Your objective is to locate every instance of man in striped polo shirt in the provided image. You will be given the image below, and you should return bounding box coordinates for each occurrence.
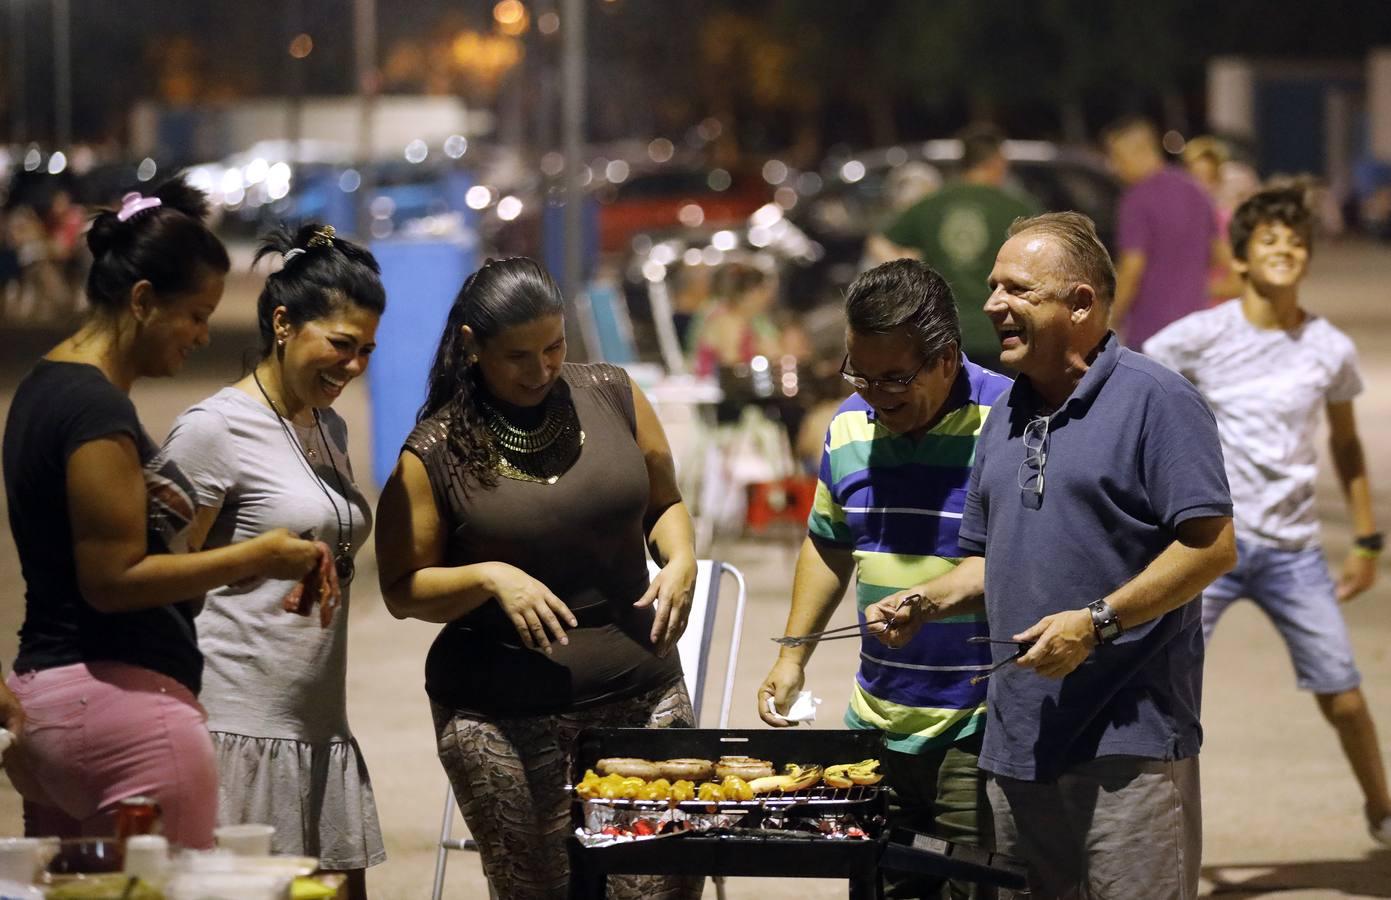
[758,258,1012,900]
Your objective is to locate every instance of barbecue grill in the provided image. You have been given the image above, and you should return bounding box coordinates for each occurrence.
[567,728,1029,899]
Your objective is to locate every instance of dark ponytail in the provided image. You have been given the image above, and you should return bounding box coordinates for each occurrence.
[85,176,229,314]
[252,223,386,358]
[419,257,565,488]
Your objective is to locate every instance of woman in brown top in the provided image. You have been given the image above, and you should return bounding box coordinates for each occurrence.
[375,257,699,900]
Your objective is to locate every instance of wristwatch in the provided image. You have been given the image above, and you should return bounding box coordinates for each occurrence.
[1353,532,1384,554]
[1087,599,1123,644]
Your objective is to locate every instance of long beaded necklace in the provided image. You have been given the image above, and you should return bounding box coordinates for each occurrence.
[252,367,357,585]
[479,389,584,485]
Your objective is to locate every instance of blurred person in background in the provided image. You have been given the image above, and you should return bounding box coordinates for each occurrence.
[1182,136,1245,302]
[688,261,803,378]
[688,259,811,447]
[8,205,66,322]
[670,262,714,349]
[1182,136,1234,226]
[376,257,701,900]
[1,181,324,848]
[870,124,1039,372]
[760,259,1011,900]
[1145,187,1391,846]
[161,224,388,896]
[0,208,20,317]
[46,189,88,315]
[1103,117,1232,348]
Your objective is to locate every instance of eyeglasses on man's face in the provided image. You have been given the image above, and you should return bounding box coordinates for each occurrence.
[839,354,931,395]
[1017,414,1050,505]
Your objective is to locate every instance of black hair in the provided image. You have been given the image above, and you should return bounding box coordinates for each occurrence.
[958,123,1005,171]
[418,257,566,488]
[252,223,387,358]
[1229,186,1314,262]
[844,259,961,363]
[85,176,230,314]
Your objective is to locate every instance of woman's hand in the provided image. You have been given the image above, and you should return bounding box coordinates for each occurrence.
[0,680,25,741]
[252,529,324,581]
[634,555,696,658]
[486,563,577,654]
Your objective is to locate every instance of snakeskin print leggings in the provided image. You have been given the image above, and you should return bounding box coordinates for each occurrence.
[433,677,703,900]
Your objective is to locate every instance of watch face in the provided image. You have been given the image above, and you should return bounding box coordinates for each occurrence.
[1089,601,1120,642]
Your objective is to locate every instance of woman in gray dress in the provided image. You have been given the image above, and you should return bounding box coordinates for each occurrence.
[375,257,700,900]
[161,224,386,897]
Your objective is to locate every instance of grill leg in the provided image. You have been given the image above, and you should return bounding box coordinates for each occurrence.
[848,868,879,900]
[566,842,606,900]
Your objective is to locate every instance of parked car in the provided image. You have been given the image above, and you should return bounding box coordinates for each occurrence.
[592,166,773,254]
[789,140,1120,302]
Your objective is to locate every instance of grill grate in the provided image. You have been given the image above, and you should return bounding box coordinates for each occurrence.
[575,783,879,813]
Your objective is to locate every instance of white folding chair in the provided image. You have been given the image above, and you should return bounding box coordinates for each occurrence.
[430,560,747,900]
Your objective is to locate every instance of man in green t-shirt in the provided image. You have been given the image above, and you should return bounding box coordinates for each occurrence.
[869,125,1039,371]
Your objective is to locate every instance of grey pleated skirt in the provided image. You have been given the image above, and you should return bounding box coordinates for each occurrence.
[210,731,386,870]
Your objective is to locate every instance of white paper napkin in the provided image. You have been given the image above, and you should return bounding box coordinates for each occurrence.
[766,690,821,724]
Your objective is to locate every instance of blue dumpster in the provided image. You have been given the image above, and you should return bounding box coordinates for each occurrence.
[367,236,479,487]
[542,195,600,285]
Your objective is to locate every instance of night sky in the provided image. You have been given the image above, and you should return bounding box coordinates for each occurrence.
[5,0,1391,151]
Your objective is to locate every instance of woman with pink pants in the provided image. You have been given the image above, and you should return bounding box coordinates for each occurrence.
[2,178,325,848]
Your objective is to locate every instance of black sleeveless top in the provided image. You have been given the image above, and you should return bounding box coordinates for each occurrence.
[404,362,683,717]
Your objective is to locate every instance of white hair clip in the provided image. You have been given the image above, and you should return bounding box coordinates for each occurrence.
[282,248,307,264]
[116,192,162,222]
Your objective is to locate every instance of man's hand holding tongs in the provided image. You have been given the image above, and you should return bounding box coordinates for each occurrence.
[865,591,926,648]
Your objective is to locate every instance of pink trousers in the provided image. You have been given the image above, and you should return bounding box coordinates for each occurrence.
[5,662,218,848]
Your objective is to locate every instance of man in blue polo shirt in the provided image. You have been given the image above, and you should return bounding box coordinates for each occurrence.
[869,213,1236,900]
[758,258,1011,900]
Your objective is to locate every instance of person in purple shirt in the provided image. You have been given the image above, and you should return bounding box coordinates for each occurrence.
[1104,117,1232,348]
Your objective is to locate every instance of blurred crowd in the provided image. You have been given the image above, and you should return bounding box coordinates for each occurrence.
[0,121,1357,513]
[0,190,90,324]
[660,121,1295,536]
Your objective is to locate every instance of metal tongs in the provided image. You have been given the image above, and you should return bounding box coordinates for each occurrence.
[967,636,1034,685]
[772,594,920,648]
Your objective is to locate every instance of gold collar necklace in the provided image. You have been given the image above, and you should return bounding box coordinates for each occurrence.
[479,391,584,485]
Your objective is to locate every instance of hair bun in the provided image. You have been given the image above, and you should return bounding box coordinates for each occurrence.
[85,210,124,258]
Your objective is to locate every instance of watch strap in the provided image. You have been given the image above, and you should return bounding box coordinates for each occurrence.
[1353,532,1384,555]
[1087,599,1122,643]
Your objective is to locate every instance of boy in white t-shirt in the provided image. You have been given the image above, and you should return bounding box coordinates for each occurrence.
[1145,187,1391,845]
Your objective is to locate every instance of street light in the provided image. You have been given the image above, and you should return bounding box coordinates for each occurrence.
[561,0,586,343]
[54,0,70,147]
[7,0,25,143]
[289,33,314,60]
[493,0,529,36]
[354,0,378,239]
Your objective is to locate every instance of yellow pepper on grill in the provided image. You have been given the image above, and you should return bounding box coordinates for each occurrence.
[822,759,883,788]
